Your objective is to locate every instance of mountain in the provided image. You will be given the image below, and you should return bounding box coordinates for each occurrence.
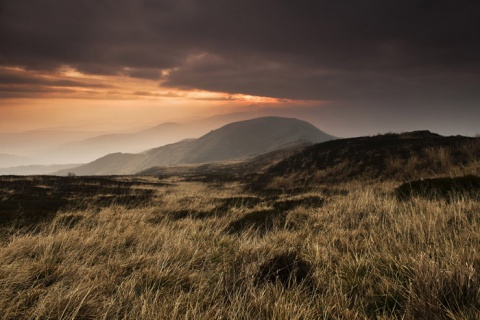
[56,117,335,175]
[138,141,312,178]
[43,114,268,164]
[177,116,333,163]
[0,153,32,168]
[1,119,225,165]
[0,130,105,163]
[0,164,82,175]
[0,111,328,166]
[246,131,480,190]
[44,122,187,163]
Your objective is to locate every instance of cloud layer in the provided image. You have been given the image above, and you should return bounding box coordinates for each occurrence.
[1,0,480,101]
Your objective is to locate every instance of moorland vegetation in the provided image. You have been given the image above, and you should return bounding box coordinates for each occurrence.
[0,132,479,319]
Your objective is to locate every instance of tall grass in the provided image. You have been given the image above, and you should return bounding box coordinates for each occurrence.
[1,178,479,319]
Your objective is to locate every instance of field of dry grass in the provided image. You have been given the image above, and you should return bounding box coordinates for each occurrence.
[1,171,480,319]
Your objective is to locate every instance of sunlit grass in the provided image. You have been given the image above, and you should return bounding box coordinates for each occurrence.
[0,176,479,319]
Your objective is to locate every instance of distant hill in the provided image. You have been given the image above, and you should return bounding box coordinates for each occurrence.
[56,117,335,175]
[0,111,327,165]
[178,117,334,163]
[0,118,246,165]
[0,153,32,168]
[138,141,312,178]
[0,164,82,175]
[43,122,187,164]
[246,131,480,190]
[0,130,104,163]
[45,112,278,164]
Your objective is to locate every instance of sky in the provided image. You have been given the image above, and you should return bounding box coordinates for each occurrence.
[1,0,479,138]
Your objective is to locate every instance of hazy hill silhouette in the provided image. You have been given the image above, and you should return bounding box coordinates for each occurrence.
[0,153,32,168]
[57,117,335,175]
[0,164,82,175]
[46,112,279,164]
[183,117,332,163]
[45,122,186,164]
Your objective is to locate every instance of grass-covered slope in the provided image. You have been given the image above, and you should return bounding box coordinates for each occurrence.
[248,131,480,190]
[1,177,479,319]
[1,131,480,319]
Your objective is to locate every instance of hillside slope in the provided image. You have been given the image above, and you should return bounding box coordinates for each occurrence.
[138,141,312,178]
[57,117,335,175]
[247,131,480,190]
[182,117,333,163]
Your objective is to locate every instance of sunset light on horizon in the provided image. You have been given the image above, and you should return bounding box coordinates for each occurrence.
[0,64,316,133]
[1,0,479,147]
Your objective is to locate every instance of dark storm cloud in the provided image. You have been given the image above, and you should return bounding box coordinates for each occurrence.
[0,72,113,89]
[1,0,479,101]
[0,85,78,99]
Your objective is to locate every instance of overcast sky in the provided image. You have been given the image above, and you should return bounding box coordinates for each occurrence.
[1,0,479,136]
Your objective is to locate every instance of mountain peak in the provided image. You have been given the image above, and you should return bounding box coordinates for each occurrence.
[190,117,335,163]
[57,117,335,175]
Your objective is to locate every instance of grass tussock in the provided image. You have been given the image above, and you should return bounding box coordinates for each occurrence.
[0,173,480,319]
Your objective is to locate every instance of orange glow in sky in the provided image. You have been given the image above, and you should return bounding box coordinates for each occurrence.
[0,66,313,132]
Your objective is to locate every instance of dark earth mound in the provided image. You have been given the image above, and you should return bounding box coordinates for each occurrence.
[224,195,324,235]
[395,175,480,201]
[255,252,313,288]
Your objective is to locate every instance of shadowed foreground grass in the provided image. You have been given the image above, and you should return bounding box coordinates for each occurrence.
[1,178,480,319]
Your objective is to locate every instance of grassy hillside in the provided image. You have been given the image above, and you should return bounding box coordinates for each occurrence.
[138,142,312,180]
[1,133,479,319]
[248,131,480,191]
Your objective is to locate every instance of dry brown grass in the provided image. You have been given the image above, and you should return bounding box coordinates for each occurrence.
[260,138,480,190]
[1,176,480,319]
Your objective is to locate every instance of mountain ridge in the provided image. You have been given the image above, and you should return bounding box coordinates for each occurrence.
[56,117,335,175]
[0,153,33,168]
[0,163,82,175]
